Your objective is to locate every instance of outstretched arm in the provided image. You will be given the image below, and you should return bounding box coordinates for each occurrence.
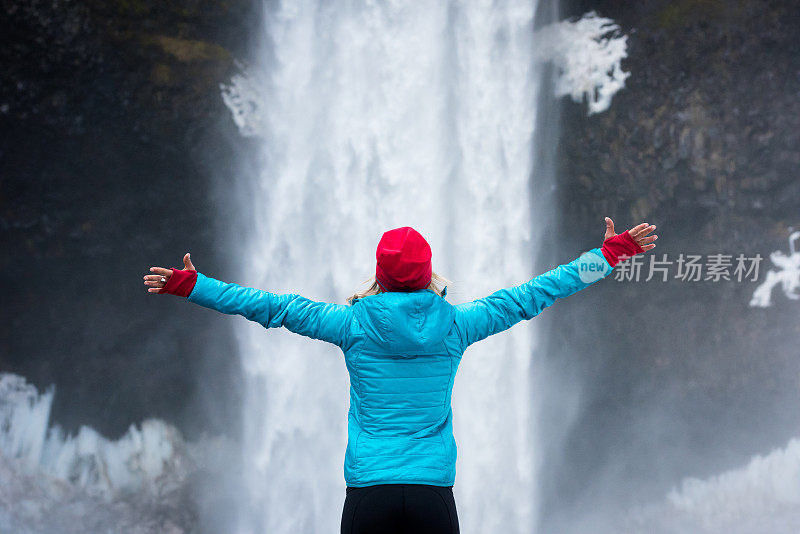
[452,218,657,349]
[143,253,352,348]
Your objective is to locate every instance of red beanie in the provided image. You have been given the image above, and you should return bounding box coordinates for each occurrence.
[375,226,433,292]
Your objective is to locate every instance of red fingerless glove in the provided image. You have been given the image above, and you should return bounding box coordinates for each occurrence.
[161,268,197,297]
[600,231,645,267]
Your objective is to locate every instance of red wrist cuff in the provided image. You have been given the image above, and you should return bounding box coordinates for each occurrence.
[601,231,645,267]
[161,268,197,297]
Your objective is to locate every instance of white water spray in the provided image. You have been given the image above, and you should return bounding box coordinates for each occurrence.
[220,4,629,533]
[612,437,800,534]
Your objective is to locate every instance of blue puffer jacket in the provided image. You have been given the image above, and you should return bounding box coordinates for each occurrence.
[185,248,614,487]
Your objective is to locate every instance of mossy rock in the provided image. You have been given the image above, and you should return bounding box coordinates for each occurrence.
[656,0,727,29]
[141,35,231,63]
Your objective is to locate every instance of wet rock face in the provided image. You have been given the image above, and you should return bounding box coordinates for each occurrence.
[562,0,800,236]
[1,0,258,136]
[0,0,260,439]
[544,0,800,522]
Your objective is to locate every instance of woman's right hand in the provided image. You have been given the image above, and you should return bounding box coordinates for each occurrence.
[604,217,657,251]
[143,253,195,294]
[600,218,658,267]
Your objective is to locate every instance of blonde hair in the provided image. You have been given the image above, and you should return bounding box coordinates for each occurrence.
[347,272,451,305]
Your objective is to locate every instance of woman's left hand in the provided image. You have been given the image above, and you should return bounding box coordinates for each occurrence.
[143,253,195,293]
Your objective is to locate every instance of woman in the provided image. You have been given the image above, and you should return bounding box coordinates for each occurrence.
[144,218,656,534]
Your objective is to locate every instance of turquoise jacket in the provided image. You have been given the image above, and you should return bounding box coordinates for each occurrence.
[185,248,613,487]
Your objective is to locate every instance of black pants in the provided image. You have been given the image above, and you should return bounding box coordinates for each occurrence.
[341,484,460,534]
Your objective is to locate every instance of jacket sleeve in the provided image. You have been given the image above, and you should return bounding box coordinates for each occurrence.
[186,272,352,349]
[452,247,613,349]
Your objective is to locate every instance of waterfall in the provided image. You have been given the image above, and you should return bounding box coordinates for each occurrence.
[222,2,627,533]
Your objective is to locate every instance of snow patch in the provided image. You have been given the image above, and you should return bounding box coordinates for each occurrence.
[535,11,630,115]
[0,373,231,533]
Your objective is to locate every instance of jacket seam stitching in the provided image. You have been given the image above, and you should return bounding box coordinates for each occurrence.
[451,311,469,352]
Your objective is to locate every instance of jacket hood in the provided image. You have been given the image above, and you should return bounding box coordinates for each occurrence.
[352,290,455,352]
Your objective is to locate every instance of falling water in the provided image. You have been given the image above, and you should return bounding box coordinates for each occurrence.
[224,2,608,533]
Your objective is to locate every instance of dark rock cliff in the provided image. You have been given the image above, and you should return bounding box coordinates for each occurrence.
[542,0,800,527]
[0,0,261,439]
